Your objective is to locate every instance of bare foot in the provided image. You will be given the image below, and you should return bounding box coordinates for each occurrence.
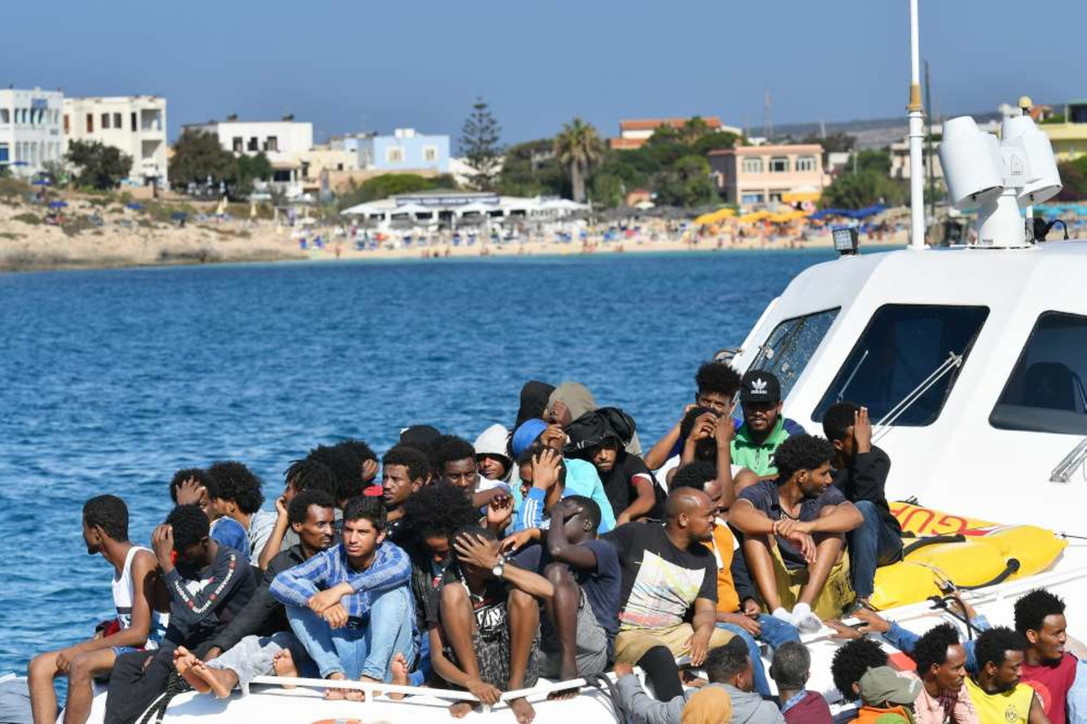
[509,697,535,724]
[272,649,298,689]
[388,652,409,700]
[449,701,477,718]
[192,663,236,699]
[324,672,348,700]
[348,675,381,702]
[173,647,210,694]
[547,665,580,700]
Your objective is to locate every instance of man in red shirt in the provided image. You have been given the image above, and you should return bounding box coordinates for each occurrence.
[1015,589,1077,724]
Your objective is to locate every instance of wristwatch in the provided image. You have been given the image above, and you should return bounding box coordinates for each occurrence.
[491,557,506,578]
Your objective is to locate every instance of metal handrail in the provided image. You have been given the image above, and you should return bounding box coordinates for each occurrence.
[872,352,963,443]
[248,674,591,705]
[1050,436,1087,483]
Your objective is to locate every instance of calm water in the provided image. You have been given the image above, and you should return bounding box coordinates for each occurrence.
[0,250,837,676]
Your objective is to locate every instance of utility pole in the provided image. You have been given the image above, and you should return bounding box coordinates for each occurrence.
[924,60,936,221]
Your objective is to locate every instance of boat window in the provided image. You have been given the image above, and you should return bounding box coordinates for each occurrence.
[990,312,1087,434]
[813,304,989,426]
[748,308,840,401]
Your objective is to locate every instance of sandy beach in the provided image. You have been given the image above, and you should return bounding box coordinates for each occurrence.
[0,189,907,273]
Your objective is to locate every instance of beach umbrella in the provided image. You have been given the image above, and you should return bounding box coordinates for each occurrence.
[125,202,144,211]
[48,200,68,209]
[694,208,736,225]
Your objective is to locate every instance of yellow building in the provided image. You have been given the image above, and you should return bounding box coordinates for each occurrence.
[1042,100,1087,161]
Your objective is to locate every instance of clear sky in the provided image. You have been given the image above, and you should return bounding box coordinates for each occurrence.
[4,0,1083,146]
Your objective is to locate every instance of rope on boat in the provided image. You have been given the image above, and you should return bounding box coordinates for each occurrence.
[137,671,186,724]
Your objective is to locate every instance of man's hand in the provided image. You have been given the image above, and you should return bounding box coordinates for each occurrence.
[741,598,762,618]
[500,529,538,555]
[540,425,566,451]
[854,407,872,454]
[175,477,206,508]
[825,619,865,641]
[853,608,891,634]
[720,612,761,636]
[274,495,288,520]
[688,412,717,443]
[321,603,349,629]
[686,628,712,667]
[531,448,563,491]
[714,413,735,446]
[361,458,379,484]
[612,662,634,678]
[308,584,349,614]
[466,677,502,705]
[486,494,513,529]
[453,532,501,572]
[151,524,174,569]
[55,646,80,673]
[776,525,816,564]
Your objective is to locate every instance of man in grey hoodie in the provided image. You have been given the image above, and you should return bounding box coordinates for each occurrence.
[614,637,785,724]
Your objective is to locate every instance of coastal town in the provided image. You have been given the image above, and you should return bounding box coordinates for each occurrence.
[1,86,1086,271]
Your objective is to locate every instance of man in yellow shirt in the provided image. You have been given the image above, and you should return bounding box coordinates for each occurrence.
[963,627,1050,724]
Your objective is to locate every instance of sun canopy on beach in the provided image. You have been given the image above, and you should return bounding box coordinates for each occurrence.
[809,204,887,220]
[693,208,736,225]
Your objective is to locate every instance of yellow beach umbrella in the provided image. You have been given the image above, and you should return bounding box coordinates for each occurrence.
[738,210,771,223]
[694,208,736,225]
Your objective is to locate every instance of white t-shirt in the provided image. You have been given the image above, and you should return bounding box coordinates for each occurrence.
[654,455,743,490]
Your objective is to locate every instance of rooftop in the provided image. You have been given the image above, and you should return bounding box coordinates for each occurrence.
[619,117,723,132]
[708,143,824,155]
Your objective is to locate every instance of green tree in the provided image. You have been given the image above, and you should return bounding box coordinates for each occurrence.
[65,140,132,190]
[231,153,274,197]
[169,130,236,189]
[821,170,907,209]
[591,172,625,208]
[553,118,604,203]
[459,98,503,191]
[337,173,456,209]
[497,139,566,197]
[855,149,892,175]
[1056,159,1087,201]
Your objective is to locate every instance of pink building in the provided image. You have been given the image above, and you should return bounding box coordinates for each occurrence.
[708,143,826,206]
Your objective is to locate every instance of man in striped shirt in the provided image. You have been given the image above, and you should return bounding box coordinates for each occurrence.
[270,496,414,700]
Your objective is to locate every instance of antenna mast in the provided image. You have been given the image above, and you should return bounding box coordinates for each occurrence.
[907,0,926,249]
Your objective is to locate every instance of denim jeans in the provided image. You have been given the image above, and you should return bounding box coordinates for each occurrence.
[847,500,904,598]
[716,614,800,697]
[286,585,416,681]
[409,627,431,687]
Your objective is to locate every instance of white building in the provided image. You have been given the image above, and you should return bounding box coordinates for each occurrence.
[0,87,64,177]
[182,117,314,196]
[63,96,168,187]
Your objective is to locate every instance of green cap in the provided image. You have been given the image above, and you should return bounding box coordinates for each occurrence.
[858,666,922,706]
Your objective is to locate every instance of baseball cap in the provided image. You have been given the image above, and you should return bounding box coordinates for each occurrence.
[858,666,922,707]
[740,370,782,404]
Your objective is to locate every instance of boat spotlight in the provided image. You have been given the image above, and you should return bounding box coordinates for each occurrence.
[938,106,1062,248]
[831,226,859,256]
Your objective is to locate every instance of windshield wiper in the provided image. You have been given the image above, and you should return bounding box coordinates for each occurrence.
[1051,436,1087,483]
[872,352,963,443]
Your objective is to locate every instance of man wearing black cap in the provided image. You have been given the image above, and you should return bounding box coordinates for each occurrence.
[732,371,806,477]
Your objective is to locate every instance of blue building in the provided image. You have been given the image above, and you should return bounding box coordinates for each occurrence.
[357,128,450,173]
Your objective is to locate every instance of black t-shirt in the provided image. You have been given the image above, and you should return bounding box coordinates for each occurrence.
[427,562,509,640]
[601,452,665,521]
[602,522,716,631]
[513,539,621,638]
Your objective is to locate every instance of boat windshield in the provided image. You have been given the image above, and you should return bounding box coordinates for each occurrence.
[990,312,1087,435]
[813,304,989,426]
[747,308,839,401]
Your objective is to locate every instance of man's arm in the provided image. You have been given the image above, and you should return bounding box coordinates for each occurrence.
[688,597,718,666]
[616,473,657,525]
[644,417,684,471]
[257,496,290,570]
[1028,691,1052,724]
[546,510,598,570]
[499,563,554,600]
[209,553,297,653]
[585,469,617,532]
[163,550,249,630]
[268,551,331,608]
[615,673,686,724]
[714,414,737,510]
[799,502,864,534]
[728,498,776,535]
[103,550,158,649]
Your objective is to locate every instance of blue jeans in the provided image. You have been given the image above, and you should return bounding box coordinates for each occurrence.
[716,614,800,697]
[409,626,431,687]
[286,585,416,681]
[847,500,904,598]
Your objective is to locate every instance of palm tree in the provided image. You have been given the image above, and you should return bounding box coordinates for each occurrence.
[554,118,603,203]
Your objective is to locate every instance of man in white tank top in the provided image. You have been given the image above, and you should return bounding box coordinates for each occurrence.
[27,495,167,724]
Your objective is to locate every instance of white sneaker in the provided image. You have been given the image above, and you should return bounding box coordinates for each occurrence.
[791,603,823,633]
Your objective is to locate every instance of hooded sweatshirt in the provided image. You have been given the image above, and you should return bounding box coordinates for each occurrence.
[550,382,643,456]
[616,678,786,724]
[473,423,513,481]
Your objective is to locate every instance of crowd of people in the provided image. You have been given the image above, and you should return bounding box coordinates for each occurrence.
[25,362,1085,724]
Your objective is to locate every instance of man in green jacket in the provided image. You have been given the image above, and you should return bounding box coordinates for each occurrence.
[731,371,806,478]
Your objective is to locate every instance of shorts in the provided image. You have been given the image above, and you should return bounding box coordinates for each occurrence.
[444,605,540,690]
[539,590,611,678]
[613,623,734,664]
[770,541,854,620]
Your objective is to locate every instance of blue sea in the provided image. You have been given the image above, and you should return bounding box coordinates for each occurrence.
[0,250,842,678]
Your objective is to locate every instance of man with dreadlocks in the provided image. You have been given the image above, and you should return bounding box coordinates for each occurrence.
[104,504,256,724]
[258,458,339,569]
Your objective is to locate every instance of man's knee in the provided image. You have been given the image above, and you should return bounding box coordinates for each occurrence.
[28,652,57,680]
[68,653,99,682]
[508,588,538,613]
[852,500,878,522]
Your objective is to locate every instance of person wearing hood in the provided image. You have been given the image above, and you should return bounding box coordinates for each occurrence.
[514,381,555,431]
[546,382,643,457]
[614,637,785,724]
[474,424,515,484]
